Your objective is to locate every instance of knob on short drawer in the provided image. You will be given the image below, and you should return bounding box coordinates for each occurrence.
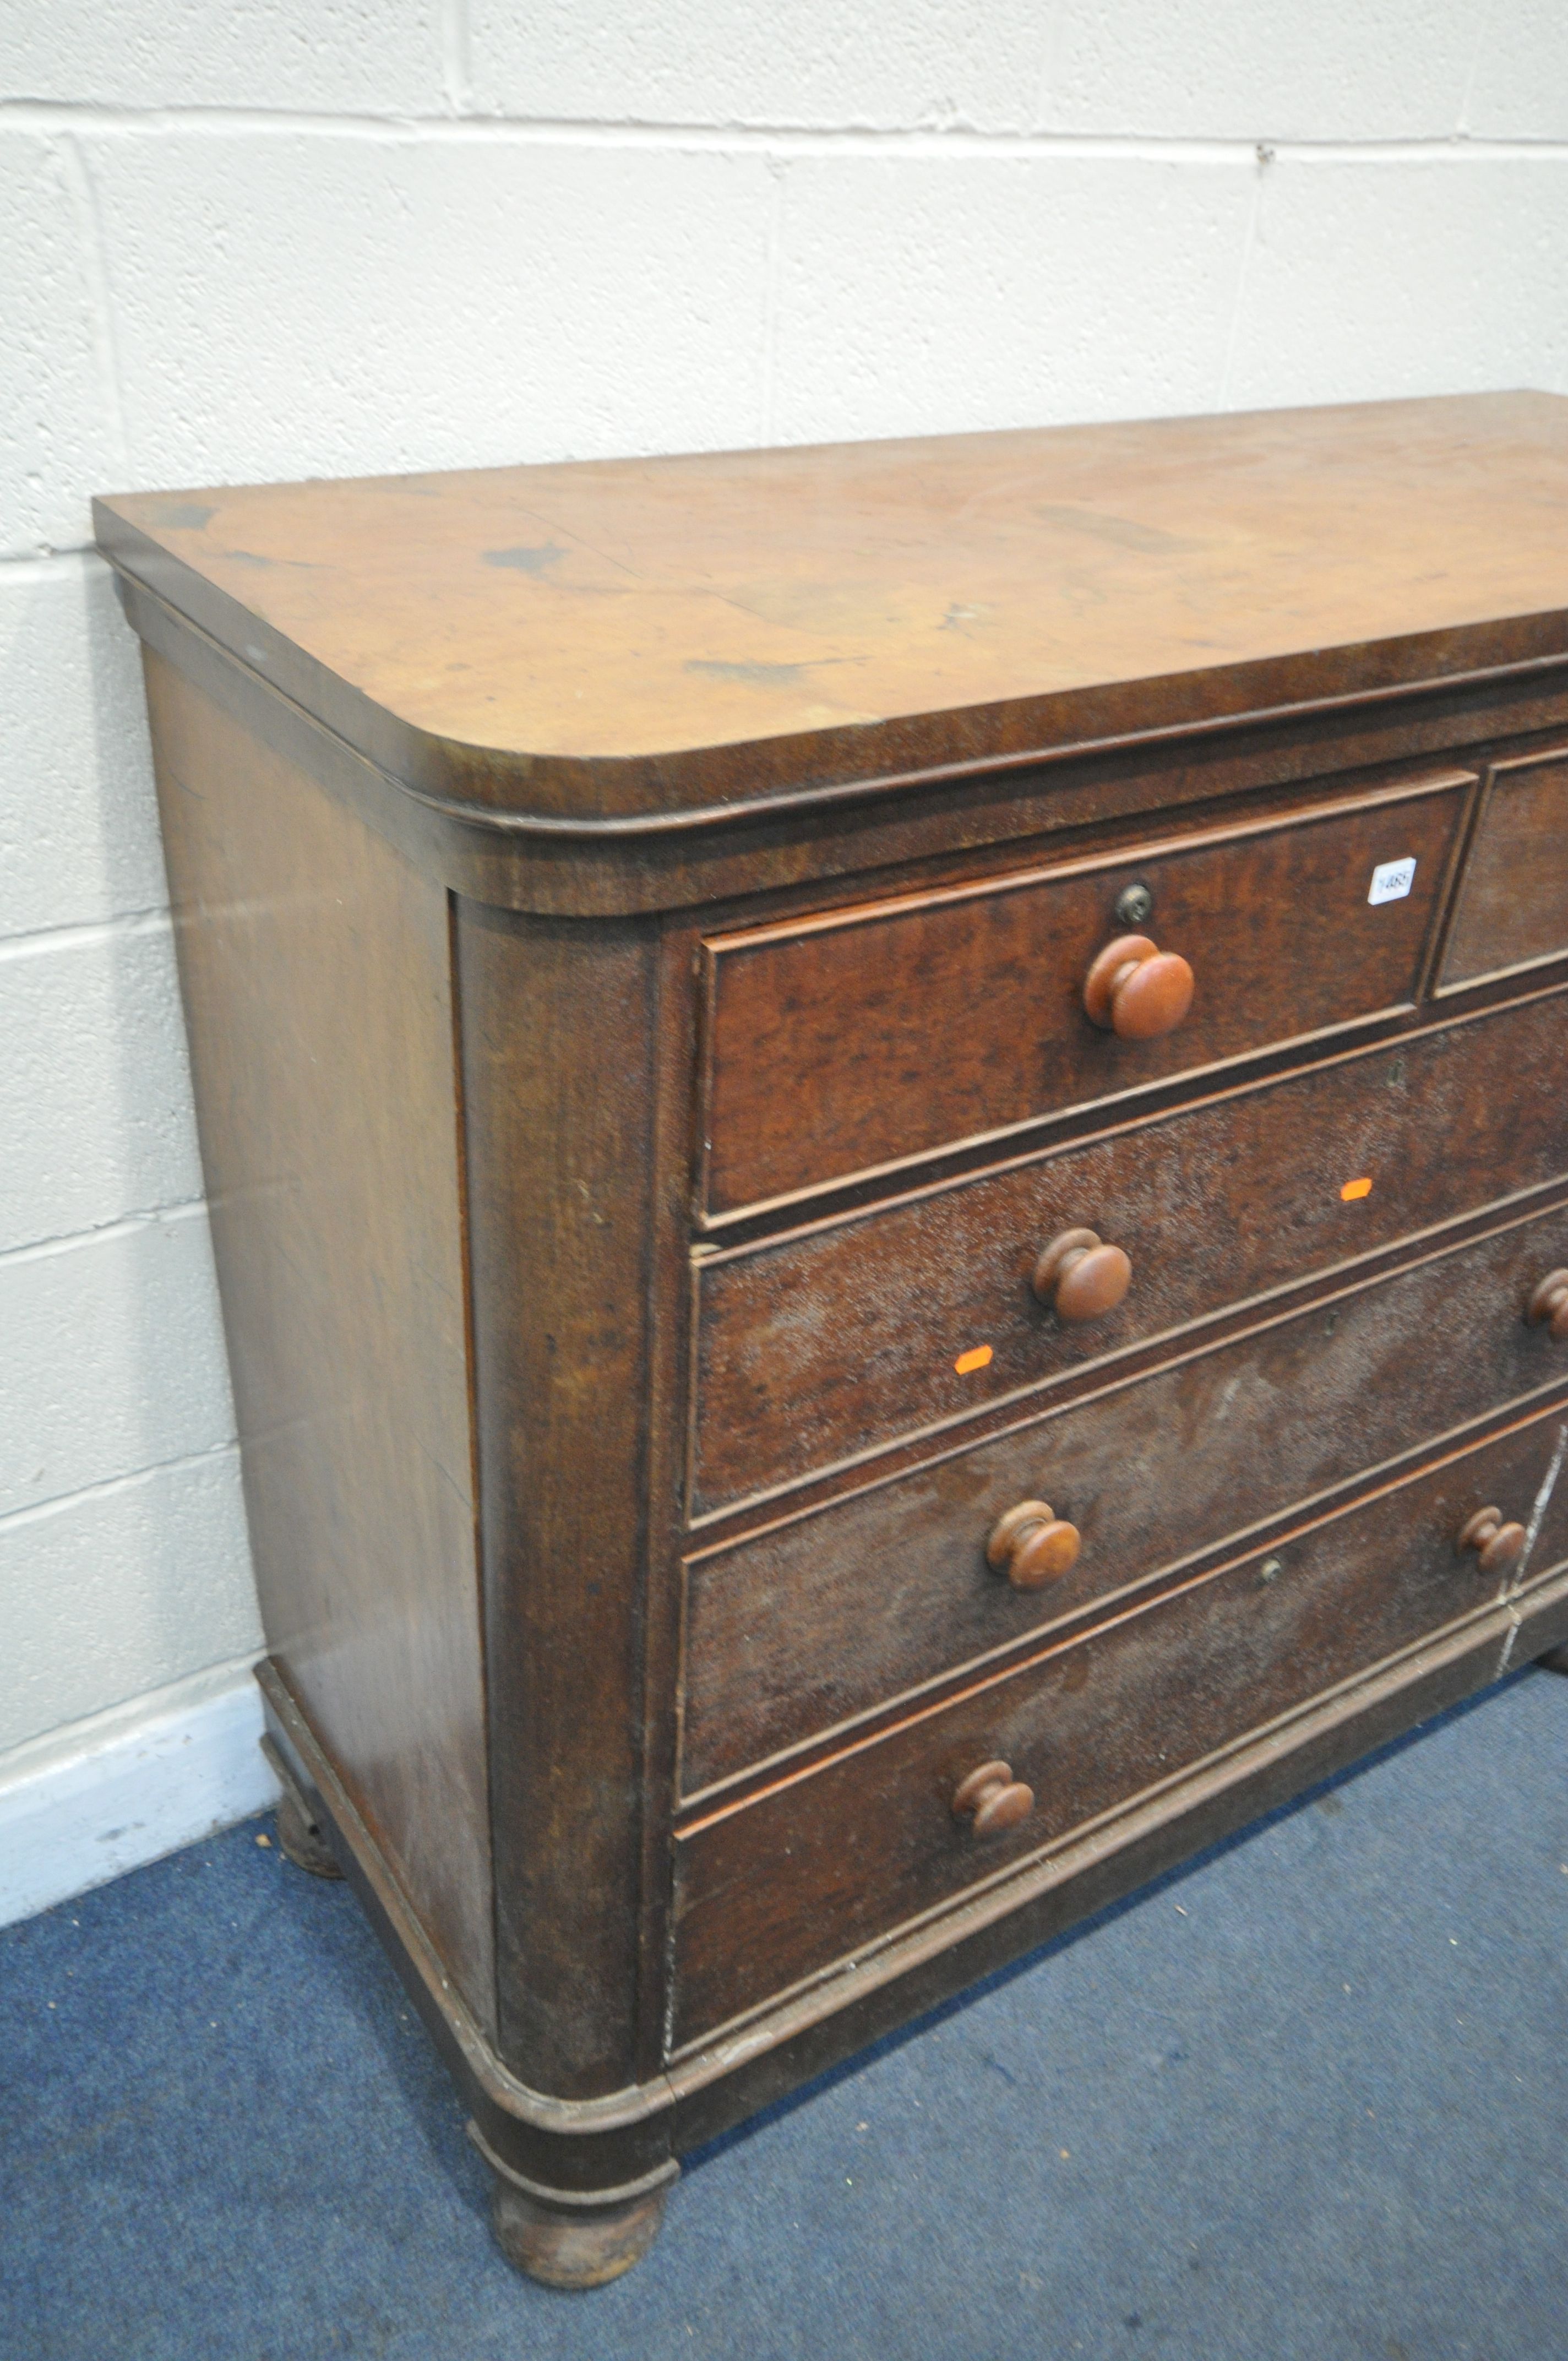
[1457,1505,1527,1575]
[952,1759,1035,1836]
[1032,1226,1133,1321]
[1082,932,1195,1040]
[1527,1269,1568,1339]
[987,1499,1081,1588]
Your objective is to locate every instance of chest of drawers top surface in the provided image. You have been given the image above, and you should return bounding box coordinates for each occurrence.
[95,389,1568,833]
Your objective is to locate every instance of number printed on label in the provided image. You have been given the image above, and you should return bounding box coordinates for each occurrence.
[1368,856,1417,906]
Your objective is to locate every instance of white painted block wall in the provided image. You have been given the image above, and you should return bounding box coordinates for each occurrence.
[3,3,1566,1916]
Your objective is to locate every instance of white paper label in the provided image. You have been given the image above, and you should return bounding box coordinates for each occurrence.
[1368,857,1417,906]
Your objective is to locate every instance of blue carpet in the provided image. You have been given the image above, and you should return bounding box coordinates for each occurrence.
[2,1668,1566,2360]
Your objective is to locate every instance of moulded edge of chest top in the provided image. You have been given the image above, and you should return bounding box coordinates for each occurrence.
[109,564,1568,920]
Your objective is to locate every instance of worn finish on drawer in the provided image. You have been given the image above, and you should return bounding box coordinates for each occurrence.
[1441,749,1568,989]
[691,984,1568,1516]
[680,1197,1568,1796]
[672,1403,1568,2048]
[699,774,1471,1218]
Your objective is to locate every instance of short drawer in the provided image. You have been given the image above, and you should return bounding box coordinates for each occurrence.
[679,1195,1568,1796]
[671,1402,1568,2050]
[691,983,1568,1515]
[698,771,1471,1218]
[1441,748,1568,990]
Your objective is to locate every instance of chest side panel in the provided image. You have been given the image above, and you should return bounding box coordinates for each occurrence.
[142,648,496,2038]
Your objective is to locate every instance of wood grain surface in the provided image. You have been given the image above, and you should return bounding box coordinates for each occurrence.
[690,983,1568,1515]
[1441,748,1568,988]
[141,650,496,2033]
[103,393,1568,2215]
[680,1197,1568,1795]
[672,1403,1568,2049]
[95,394,1568,822]
[699,774,1468,1216]
[456,900,668,2098]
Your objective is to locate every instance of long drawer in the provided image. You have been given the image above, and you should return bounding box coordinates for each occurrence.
[698,771,1470,1218]
[679,1195,1568,1796]
[671,1401,1568,2050]
[690,983,1568,1516]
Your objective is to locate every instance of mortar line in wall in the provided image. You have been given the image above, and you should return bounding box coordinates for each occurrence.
[4,103,1568,165]
[52,132,130,479]
[0,1199,208,1273]
[0,908,171,964]
[0,1441,240,1538]
[0,547,102,583]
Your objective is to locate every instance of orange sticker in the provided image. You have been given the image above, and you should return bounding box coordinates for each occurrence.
[954,1344,994,1375]
[1340,1177,1373,1201]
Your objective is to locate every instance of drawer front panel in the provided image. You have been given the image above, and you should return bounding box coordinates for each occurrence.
[1441,750,1568,989]
[680,1198,1568,1795]
[700,774,1470,1218]
[692,986,1568,1516]
[672,1405,1568,2050]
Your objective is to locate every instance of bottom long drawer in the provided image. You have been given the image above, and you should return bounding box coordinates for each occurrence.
[669,1399,1568,2053]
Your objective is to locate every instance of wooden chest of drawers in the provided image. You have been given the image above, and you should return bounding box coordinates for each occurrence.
[96,392,1568,2287]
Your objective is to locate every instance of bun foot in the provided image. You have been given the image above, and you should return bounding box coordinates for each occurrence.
[490,2176,668,2289]
[1538,1644,1568,1675]
[275,1785,342,1879]
[262,1735,344,1878]
[469,2118,676,2289]
[276,1786,344,1878]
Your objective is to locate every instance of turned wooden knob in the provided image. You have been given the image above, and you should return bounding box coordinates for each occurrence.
[1082,933,1195,1040]
[986,1499,1081,1589]
[1527,1269,1568,1340]
[1032,1226,1133,1321]
[1457,1505,1527,1575]
[952,1758,1035,1836]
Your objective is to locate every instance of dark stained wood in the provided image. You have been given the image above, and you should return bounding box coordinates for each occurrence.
[456,901,663,2098]
[91,394,1568,827]
[628,923,710,2088]
[667,1559,1568,2148]
[260,1555,1568,2177]
[690,982,1568,1516]
[680,1197,1568,1796]
[1441,749,1568,989]
[140,648,496,2033]
[108,565,1568,920]
[699,773,1469,1217]
[257,1664,679,2199]
[671,1401,1568,2050]
[100,398,1568,2276]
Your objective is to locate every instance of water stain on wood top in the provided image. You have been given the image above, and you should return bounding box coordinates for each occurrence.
[93,393,1568,823]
